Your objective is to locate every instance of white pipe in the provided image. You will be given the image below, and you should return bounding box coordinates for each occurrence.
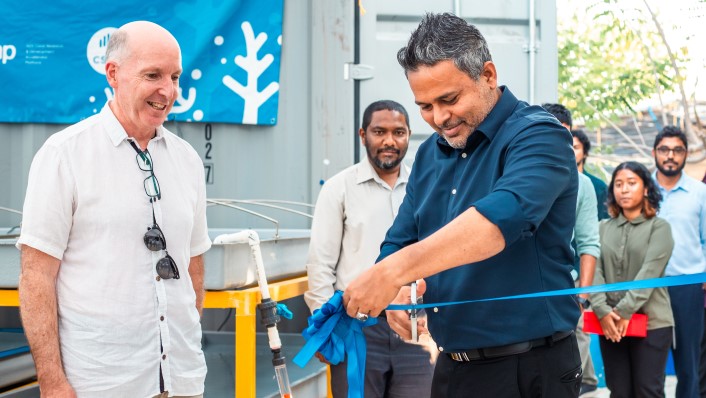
[453,0,461,15]
[213,229,281,350]
[528,0,536,104]
[212,230,271,300]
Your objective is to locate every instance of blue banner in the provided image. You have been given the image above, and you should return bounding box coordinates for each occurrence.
[0,1,283,125]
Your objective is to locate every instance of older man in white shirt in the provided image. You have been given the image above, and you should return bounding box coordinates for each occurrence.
[18,21,209,398]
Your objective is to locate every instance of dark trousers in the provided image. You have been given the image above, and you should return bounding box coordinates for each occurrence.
[330,316,435,398]
[699,291,706,398]
[599,326,672,398]
[669,284,705,398]
[431,333,581,398]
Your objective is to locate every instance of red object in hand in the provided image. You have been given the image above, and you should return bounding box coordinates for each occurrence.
[583,311,648,337]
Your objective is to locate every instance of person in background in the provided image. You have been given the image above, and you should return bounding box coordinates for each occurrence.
[344,13,582,397]
[652,125,706,398]
[572,128,609,220]
[17,21,210,398]
[305,100,435,397]
[542,103,601,397]
[592,161,674,398]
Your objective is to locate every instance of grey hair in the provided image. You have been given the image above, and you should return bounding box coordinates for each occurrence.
[105,28,129,63]
[397,13,492,80]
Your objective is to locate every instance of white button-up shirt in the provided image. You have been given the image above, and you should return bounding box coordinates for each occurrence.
[18,105,211,397]
[304,159,409,312]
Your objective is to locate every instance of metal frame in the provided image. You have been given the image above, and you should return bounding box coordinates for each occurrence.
[0,275,308,398]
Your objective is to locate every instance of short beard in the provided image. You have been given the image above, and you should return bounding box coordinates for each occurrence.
[443,134,469,149]
[655,157,685,177]
[371,156,402,170]
[366,144,405,170]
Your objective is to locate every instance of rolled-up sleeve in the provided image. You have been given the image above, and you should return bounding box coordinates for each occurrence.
[475,125,575,247]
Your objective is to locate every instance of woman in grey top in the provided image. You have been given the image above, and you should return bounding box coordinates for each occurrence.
[591,161,674,398]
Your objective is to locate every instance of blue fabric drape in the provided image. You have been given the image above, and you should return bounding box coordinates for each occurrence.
[292,291,376,398]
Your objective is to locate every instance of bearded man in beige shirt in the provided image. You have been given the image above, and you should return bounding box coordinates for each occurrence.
[305,100,435,397]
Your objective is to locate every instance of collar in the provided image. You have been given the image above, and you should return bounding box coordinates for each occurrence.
[616,212,648,226]
[652,170,691,193]
[435,86,517,152]
[356,158,409,188]
[101,102,165,148]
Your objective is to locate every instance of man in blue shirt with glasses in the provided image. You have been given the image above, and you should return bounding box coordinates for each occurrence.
[652,125,706,398]
[344,12,581,397]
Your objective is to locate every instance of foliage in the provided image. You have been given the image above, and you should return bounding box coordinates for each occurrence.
[557,1,683,128]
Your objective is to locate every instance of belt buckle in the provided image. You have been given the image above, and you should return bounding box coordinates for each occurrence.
[450,352,472,362]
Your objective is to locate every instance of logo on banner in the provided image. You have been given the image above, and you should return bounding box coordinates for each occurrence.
[1,44,16,64]
[86,27,116,74]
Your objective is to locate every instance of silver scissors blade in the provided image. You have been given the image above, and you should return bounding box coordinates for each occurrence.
[410,282,418,342]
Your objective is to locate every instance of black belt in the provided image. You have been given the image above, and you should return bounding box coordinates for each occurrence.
[448,330,574,362]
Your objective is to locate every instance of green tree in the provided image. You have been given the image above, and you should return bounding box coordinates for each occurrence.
[558,1,676,130]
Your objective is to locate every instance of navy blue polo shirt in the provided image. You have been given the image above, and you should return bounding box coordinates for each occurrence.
[379,87,580,351]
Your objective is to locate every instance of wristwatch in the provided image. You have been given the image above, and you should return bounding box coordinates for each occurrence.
[576,296,591,309]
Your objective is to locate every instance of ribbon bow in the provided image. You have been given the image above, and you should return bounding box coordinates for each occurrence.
[292,291,377,398]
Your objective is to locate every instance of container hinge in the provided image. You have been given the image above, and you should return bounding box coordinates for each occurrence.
[344,63,374,81]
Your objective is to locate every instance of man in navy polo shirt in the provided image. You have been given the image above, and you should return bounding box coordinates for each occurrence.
[343,13,581,397]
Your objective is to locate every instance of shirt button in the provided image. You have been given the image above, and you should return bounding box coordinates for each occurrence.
[162,354,166,360]
[433,307,439,313]
[160,316,165,321]
[438,346,444,352]
[451,189,457,195]
[461,153,467,158]
[156,276,161,281]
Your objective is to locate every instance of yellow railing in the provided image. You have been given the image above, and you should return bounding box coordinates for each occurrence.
[1,275,309,398]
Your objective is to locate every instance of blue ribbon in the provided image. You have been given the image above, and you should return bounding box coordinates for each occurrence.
[277,303,293,320]
[387,273,706,311]
[293,291,377,398]
[293,273,706,396]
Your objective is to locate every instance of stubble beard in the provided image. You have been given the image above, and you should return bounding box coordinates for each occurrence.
[655,157,685,177]
[440,94,495,150]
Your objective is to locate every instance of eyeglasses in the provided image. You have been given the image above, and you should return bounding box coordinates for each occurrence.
[656,146,686,156]
[129,140,180,280]
[134,149,161,200]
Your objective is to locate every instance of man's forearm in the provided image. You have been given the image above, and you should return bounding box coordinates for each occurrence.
[384,207,506,287]
[189,255,205,316]
[578,254,596,289]
[18,246,70,391]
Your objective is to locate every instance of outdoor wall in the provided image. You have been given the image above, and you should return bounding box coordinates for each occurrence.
[0,0,557,231]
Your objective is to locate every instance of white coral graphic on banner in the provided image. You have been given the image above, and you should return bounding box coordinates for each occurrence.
[222,21,280,125]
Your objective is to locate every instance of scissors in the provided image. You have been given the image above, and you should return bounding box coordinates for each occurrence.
[410,281,418,342]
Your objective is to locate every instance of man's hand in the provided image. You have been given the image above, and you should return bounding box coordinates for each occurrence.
[314,352,330,365]
[386,280,429,340]
[343,261,404,318]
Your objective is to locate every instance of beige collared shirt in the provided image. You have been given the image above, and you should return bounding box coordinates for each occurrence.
[304,159,410,312]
